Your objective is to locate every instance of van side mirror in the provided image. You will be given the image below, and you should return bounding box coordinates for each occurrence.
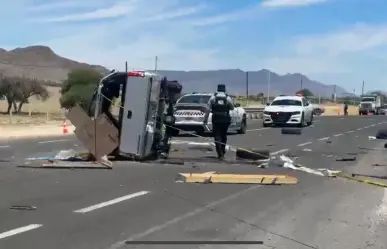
[266,102,270,106]
[235,103,241,107]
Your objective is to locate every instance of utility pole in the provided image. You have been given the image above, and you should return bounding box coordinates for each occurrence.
[353,88,356,105]
[154,56,158,71]
[267,71,271,103]
[300,76,303,90]
[318,91,321,104]
[361,81,364,96]
[246,71,249,107]
[333,84,337,102]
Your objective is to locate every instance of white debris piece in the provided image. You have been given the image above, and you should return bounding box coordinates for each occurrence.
[279,155,334,177]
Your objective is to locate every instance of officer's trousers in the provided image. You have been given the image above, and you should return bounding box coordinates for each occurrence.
[212,122,230,158]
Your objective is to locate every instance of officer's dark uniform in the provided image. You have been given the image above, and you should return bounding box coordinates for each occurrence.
[209,84,234,159]
[344,103,348,115]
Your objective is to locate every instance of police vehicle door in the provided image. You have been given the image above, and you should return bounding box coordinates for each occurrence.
[302,98,311,118]
[229,98,237,127]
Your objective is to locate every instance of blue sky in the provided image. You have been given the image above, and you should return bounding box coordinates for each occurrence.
[1,0,387,93]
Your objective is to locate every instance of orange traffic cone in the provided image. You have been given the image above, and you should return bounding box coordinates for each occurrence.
[62,121,68,134]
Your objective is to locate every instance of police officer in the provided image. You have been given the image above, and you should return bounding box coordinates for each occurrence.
[208,84,234,159]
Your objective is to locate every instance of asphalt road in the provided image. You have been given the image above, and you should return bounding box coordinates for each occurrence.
[1,116,387,249]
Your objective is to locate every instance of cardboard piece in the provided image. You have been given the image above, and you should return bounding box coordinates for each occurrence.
[67,105,119,160]
[66,105,90,128]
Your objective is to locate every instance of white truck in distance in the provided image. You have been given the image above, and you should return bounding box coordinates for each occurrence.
[172,93,247,135]
[359,94,383,115]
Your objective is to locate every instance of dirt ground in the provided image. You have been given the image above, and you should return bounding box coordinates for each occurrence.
[322,104,359,116]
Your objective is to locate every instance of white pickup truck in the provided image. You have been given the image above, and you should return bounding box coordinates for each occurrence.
[172,93,247,135]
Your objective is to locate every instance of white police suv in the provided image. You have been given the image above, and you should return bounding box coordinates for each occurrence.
[262,95,314,127]
[172,93,247,135]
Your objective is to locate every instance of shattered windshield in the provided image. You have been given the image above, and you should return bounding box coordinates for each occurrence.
[270,99,302,106]
[177,95,212,104]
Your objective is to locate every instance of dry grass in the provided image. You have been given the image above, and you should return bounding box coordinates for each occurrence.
[322,104,359,116]
[0,86,62,113]
[0,86,64,125]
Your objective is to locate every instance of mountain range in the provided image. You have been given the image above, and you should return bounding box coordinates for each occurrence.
[0,45,349,97]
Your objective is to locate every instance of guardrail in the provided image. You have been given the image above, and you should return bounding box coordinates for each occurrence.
[244,107,264,113]
[244,107,264,120]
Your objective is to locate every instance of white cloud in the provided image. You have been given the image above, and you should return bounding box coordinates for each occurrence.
[191,4,261,26]
[34,0,229,71]
[261,0,328,8]
[146,4,207,22]
[27,2,93,12]
[260,23,387,80]
[7,0,387,92]
[294,23,387,56]
[37,0,140,22]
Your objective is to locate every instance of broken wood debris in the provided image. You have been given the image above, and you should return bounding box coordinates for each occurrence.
[10,205,36,211]
[176,172,298,185]
[335,156,356,162]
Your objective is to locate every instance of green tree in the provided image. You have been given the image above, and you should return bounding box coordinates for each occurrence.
[0,76,49,114]
[296,88,314,97]
[60,69,102,110]
[257,92,264,98]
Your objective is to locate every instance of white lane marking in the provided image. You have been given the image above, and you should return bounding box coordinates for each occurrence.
[0,224,42,240]
[247,127,269,132]
[346,130,354,133]
[108,186,261,249]
[271,149,289,155]
[333,133,343,137]
[297,142,312,147]
[74,191,149,214]
[318,137,330,141]
[356,128,363,131]
[376,188,387,223]
[0,145,10,148]
[340,118,344,120]
[38,139,69,144]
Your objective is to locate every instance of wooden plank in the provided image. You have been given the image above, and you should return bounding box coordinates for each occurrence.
[177,173,298,184]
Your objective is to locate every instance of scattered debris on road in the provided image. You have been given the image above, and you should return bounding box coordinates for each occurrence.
[372,163,387,166]
[10,205,36,211]
[337,172,387,188]
[20,150,112,169]
[236,148,270,160]
[281,127,302,135]
[335,156,356,162]
[376,128,387,139]
[176,172,298,184]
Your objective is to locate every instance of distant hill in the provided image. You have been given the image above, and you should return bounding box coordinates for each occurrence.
[0,45,108,82]
[0,45,349,97]
[158,69,349,97]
